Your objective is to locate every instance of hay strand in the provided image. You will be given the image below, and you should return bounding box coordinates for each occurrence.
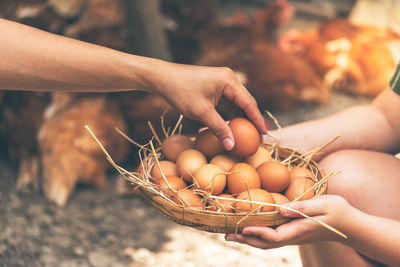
[301,135,340,164]
[85,125,117,166]
[114,127,151,152]
[265,110,282,130]
[147,121,162,146]
[235,205,265,240]
[293,171,339,202]
[171,115,184,135]
[160,111,169,138]
[211,195,347,239]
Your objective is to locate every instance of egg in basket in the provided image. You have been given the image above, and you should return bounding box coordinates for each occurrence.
[85,116,345,238]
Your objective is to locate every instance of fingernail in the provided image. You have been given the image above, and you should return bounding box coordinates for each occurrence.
[222,138,234,151]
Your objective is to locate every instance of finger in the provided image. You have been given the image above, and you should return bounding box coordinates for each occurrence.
[226,233,275,249]
[279,197,331,218]
[199,107,235,150]
[223,84,267,134]
[242,226,276,237]
[275,218,329,243]
[238,86,267,135]
[242,219,317,245]
[242,226,284,243]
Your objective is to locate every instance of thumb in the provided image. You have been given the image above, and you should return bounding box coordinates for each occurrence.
[200,108,235,151]
[279,198,328,218]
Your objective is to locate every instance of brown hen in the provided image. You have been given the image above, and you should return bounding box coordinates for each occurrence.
[39,96,128,206]
[196,0,328,111]
[0,91,50,190]
[280,19,400,96]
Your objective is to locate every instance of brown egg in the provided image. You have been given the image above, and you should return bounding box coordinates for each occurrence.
[257,161,290,192]
[210,154,236,172]
[162,135,193,162]
[235,189,275,212]
[285,177,315,201]
[176,149,207,182]
[193,164,226,195]
[229,118,260,157]
[172,189,203,209]
[245,146,272,169]
[208,194,236,212]
[290,167,315,181]
[157,176,187,197]
[227,163,260,195]
[194,129,225,158]
[150,160,178,181]
[270,193,290,205]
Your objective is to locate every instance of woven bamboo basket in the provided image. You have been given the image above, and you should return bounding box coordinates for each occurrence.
[132,142,327,234]
[85,119,345,237]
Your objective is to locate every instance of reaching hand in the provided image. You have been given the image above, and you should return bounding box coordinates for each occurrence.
[152,62,267,150]
[225,195,352,249]
[0,18,266,151]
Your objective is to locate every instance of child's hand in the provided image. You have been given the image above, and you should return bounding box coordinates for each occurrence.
[225,195,353,249]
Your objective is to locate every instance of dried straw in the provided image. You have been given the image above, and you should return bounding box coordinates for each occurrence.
[114,127,151,152]
[292,171,339,202]
[160,111,169,138]
[147,121,162,146]
[85,119,342,238]
[171,115,184,136]
[211,195,347,239]
[265,110,282,130]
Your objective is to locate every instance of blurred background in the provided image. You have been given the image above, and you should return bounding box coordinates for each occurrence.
[0,0,399,266]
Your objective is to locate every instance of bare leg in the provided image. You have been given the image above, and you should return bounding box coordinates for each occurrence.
[300,149,400,267]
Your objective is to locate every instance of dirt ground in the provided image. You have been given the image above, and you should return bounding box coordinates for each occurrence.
[0,90,370,267]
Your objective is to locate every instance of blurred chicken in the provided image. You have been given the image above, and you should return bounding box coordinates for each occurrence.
[0,0,66,34]
[161,0,217,63]
[41,92,199,199]
[0,91,50,191]
[196,0,328,110]
[280,19,400,96]
[39,95,128,206]
[64,0,131,53]
[0,0,63,192]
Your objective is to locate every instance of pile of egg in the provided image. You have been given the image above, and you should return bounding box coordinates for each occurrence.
[151,118,316,213]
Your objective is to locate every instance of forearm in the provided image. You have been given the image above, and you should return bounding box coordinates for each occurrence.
[342,208,400,266]
[0,19,267,149]
[267,101,400,159]
[0,18,164,93]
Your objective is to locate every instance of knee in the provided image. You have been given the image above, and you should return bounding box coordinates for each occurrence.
[318,150,364,199]
[319,149,400,217]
